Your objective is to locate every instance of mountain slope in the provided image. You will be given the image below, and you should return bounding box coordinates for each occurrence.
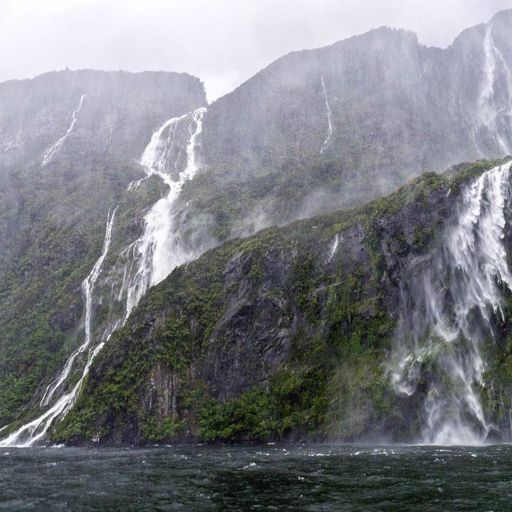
[3,11,512,445]
[174,10,512,246]
[54,159,512,445]
[0,70,206,427]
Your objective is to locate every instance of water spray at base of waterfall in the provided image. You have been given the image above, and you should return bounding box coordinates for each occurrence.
[390,162,512,445]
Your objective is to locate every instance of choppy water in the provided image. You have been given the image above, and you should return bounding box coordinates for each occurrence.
[1,444,511,511]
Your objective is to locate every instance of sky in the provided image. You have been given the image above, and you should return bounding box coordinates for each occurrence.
[1,0,512,102]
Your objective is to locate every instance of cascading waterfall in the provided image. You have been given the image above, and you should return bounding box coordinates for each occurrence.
[0,107,207,446]
[327,234,341,263]
[41,94,86,166]
[390,162,512,445]
[474,26,512,156]
[0,207,117,447]
[119,107,206,318]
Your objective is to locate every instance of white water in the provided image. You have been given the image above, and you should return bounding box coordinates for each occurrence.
[328,234,341,262]
[0,107,207,446]
[475,26,512,156]
[120,107,206,318]
[41,95,86,166]
[390,163,512,445]
[0,207,117,447]
[320,76,333,154]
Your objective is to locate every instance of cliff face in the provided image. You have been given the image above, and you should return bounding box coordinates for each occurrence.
[173,11,512,246]
[56,160,508,446]
[0,71,206,427]
[0,70,205,167]
[3,11,512,446]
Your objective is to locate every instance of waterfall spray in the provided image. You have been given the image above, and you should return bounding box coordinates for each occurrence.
[390,162,512,445]
[119,107,206,318]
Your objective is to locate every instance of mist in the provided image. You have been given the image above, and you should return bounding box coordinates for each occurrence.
[1,0,511,101]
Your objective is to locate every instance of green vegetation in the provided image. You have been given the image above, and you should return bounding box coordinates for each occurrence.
[0,158,159,429]
[0,154,505,444]
[54,159,509,445]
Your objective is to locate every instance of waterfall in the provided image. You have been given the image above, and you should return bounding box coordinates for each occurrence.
[390,163,512,445]
[0,207,117,447]
[320,76,333,154]
[119,107,206,318]
[474,26,512,156]
[42,94,86,166]
[0,107,207,446]
[328,234,341,262]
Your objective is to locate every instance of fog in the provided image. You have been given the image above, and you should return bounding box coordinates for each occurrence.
[1,0,512,101]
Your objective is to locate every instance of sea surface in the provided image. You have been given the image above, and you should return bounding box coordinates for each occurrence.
[0,444,510,511]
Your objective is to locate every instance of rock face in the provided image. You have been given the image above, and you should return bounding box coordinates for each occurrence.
[0,70,206,426]
[56,160,507,446]
[0,70,205,168]
[3,11,512,444]
[174,10,512,244]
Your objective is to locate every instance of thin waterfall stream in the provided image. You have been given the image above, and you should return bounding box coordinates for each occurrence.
[0,207,117,447]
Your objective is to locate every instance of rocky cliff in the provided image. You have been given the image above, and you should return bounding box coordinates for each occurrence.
[0,70,206,427]
[55,159,512,445]
[173,10,512,246]
[3,11,512,446]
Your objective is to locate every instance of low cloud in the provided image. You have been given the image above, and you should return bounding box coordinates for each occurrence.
[1,0,511,100]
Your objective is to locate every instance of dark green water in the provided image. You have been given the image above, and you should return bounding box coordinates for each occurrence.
[1,444,510,511]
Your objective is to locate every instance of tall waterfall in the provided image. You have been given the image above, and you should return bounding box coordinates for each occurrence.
[0,208,117,447]
[0,107,207,447]
[320,76,333,154]
[474,25,512,156]
[390,163,512,445]
[119,107,206,318]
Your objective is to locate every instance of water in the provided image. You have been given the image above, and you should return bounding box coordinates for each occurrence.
[390,163,512,444]
[0,444,510,511]
[320,76,333,154]
[327,233,341,263]
[0,208,118,447]
[474,25,512,156]
[0,107,207,446]
[120,107,207,318]
[42,94,86,166]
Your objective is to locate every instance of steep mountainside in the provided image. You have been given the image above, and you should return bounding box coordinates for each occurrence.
[173,10,512,245]
[2,11,512,447]
[0,70,204,167]
[0,71,206,428]
[54,159,512,445]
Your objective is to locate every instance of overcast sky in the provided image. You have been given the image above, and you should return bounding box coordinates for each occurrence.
[1,0,512,101]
